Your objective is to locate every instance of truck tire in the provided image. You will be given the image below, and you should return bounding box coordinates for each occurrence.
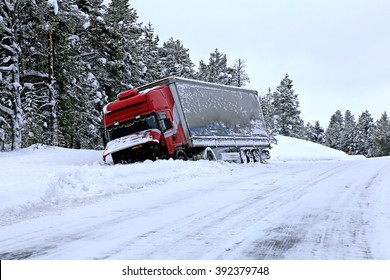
[111,153,120,165]
[175,150,188,161]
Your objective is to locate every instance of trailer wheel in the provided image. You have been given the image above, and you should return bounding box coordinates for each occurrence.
[246,150,255,163]
[252,149,261,162]
[203,147,216,161]
[260,150,269,163]
[206,151,214,161]
[240,149,249,164]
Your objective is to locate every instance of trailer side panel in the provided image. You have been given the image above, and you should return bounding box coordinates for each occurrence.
[172,78,269,147]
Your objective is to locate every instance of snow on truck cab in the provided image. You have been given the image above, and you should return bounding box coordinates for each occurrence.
[102,77,271,164]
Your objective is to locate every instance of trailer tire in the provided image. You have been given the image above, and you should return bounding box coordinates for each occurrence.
[240,149,249,164]
[203,147,216,161]
[252,149,261,162]
[246,150,255,163]
[259,149,270,163]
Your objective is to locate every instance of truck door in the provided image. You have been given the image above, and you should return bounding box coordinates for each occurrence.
[158,111,176,155]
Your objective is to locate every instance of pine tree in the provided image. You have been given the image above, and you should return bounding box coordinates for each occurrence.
[0,113,7,150]
[67,0,108,148]
[18,0,50,146]
[195,50,250,87]
[230,58,249,87]
[340,110,356,153]
[138,22,161,83]
[104,0,143,96]
[196,59,208,81]
[313,120,325,144]
[325,110,344,150]
[0,0,24,150]
[205,48,231,85]
[373,111,390,157]
[304,120,325,144]
[271,74,303,138]
[261,88,273,129]
[304,122,315,142]
[355,110,375,157]
[260,88,277,143]
[159,37,195,78]
[35,1,91,147]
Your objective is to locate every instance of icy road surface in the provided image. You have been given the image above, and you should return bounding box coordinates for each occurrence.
[0,137,389,259]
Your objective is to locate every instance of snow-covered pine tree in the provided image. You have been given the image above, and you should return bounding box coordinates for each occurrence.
[373,111,390,157]
[313,120,325,145]
[0,114,7,150]
[261,88,273,129]
[104,0,143,97]
[340,110,356,153]
[18,0,57,146]
[325,110,344,150]
[65,0,108,148]
[355,110,375,157]
[260,87,277,143]
[196,60,208,82]
[138,22,162,83]
[304,122,315,142]
[25,0,91,148]
[271,74,303,138]
[159,37,195,79]
[0,0,24,150]
[230,58,249,87]
[205,48,231,85]
[304,120,325,144]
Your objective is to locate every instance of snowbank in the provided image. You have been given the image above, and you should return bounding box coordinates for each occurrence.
[0,146,242,221]
[0,136,358,222]
[271,135,350,162]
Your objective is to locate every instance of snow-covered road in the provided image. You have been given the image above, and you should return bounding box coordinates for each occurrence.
[1,141,390,260]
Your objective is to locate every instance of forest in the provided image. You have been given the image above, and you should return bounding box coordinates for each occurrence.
[1,0,389,157]
[262,74,390,157]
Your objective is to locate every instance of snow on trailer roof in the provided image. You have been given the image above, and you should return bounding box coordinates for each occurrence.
[137,76,260,96]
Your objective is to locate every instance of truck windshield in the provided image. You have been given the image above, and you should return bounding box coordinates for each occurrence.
[106,114,159,141]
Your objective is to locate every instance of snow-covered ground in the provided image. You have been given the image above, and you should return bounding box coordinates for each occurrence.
[0,136,389,259]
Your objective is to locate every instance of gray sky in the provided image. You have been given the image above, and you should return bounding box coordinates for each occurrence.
[105,0,389,126]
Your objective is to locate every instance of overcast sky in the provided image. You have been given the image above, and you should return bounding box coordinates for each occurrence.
[104,0,389,126]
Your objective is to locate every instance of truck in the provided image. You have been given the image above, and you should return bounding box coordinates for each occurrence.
[102,77,271,164]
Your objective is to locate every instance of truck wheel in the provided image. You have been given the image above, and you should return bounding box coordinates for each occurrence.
[175,150,188,161]
[112,153,120,165]
[149,145,159,160]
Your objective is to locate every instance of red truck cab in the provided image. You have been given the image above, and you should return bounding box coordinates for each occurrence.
[102,85,185,164]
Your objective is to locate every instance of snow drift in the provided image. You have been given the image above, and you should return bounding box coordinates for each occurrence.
[0,136,349,219]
